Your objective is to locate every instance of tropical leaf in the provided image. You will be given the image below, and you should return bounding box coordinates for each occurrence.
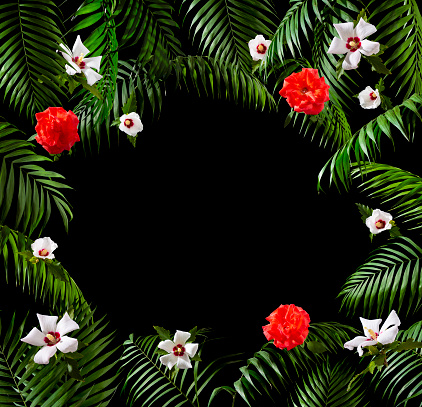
[287,358,369,407]
[338,236,422,318]
[120,331,243,407]
[0,305,120,406]
[0,225,86,310]
[352,162,422,231]
[0,0,67,122]
[0,120,73,235]
[181,0,278,71]
[317,94,422,192]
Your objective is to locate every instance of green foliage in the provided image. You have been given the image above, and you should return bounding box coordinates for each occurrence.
[0,305,120,406]
[338,236,422,318]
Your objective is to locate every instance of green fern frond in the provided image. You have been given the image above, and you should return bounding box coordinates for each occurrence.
[338,236,422,318]
[0,0,67,122]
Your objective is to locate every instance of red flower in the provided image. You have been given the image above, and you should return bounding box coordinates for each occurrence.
[279,68,330,115]
[263,304,310,350]
[35,107,80,155]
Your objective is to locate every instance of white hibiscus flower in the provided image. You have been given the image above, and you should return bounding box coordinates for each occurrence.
[158,330,198,370]
[59,35,103,86]
[365,209,393,234]
[358,86,381,109]
[119,112,143,136]
[248,35,271,61]
[327,18,380,70]
[31,237,58,259]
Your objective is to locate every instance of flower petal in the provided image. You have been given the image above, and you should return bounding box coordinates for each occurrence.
[83,56,102,72]
[72,35,89,57]
[174,330,191,346]
[378,326,399,345]
[380,310,401,332]
[65,63,80,76]
[360,317,382,338]
[56,336,78,353]
[37,314,58,334]
[176,354,192,369]
[327,37,349,54]
[56,312,79,336]
[82,68,103,86]
[359,39,380,56]
[333,22,354,42]
[354,18,377,40]
[158,339,176,354]
[358,340,377,356]
[34,345,57,364]
[160,353,178,370]
[184,343,198,357]
[21,327,46,346]
[344,335,369,350]
[342,50,361,70]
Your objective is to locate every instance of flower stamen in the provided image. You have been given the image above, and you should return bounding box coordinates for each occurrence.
[172,344,185,357]
[370,92,378,100]
[39,248,49,256]
[375,219,386,229]
[44,331,60,346]
[256,44,267,54]
[345,36,361,52]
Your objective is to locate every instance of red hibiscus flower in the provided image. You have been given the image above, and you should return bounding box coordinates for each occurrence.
[279,68,330,115]
[35,107,80,155]
[263,304,310,350]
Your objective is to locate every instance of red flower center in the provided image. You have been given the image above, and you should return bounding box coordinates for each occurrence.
[124,119,134,128]
[370,92,378,100]
[72,55,86,69]
[256,44,267,54]
[39,248,49,256]
[301,87,308,94]
[44,331,61,346]
[345,37,361,52]
[172,344,185,356]
[375,219,386,229]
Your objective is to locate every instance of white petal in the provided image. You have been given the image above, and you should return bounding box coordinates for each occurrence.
[327,37,348,54]
[359,87,380,109]
[358,340,377,356]
[83,68,103,86]
[65,63,80,76]
[378,326,399,345]
[56,312,79,336]
[360,317,382,338]
[184,343,198,357]
[21,327,46,346]
[160,353,178,370]
[333,22,354,42]
[359,39,380,56]
[344,336,369,350]
[174,331,191,346]
[84,56,102,72]
[380,310,401,332]
[72,35,90,57]
[158,339,176,354]
[342,50,361,70]
[176,354,192,369]
[56,336,78,353]
[34,345,57,364]
[37,314,58,334]
[58,43,72,57]
[354,18,377,40]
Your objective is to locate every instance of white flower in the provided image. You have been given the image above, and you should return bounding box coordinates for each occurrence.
[59,35,103,86]
[157,330,198,370]
[344,310,401,356]
[31,237,58,259]
[358,86,381,109]
[21,312,79,364]
[327,18,380,70]
[365,209,393,234]
[119,112,143,136]
[248,35,271,61]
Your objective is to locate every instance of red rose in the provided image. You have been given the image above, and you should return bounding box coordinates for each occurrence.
[279,68,330,115]
[35,107,80,155]
[262,304,310,350]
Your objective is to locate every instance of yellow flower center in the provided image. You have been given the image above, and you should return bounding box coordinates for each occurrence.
[46,334,56,342]
[39,248,49,256]
[364,327,378,341]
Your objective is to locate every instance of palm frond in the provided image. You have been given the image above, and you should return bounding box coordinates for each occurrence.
[352,162,422,232]
[317,94,422,192]
[181,0,278,70]
[0,305,120,406]
[0,0,67,122]
[0,120,73,235]
[338,236,422,318]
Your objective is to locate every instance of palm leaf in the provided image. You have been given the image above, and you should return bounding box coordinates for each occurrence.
[0,120,73,235]
[0,0,67,122]
[338,236,422,318]
[181,0,278,70]
[0,305,120,406]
